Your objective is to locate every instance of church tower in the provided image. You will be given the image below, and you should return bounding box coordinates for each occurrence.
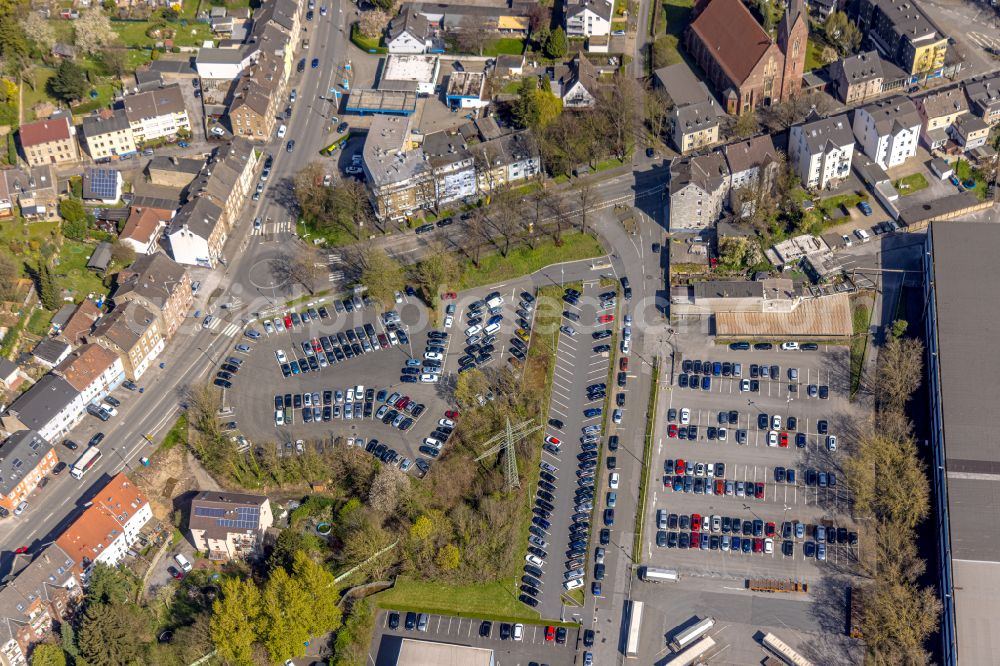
[777,0,808,102]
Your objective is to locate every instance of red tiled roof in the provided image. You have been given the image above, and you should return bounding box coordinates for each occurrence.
[54,343,119,392]
[61,300,102,345]
[19,117,72,148]
[690,0,774,86]
[120,206,172,245]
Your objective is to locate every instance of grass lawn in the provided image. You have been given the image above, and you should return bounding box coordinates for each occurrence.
[111,20,214,47]
[893,172,929,196]
[805,39,827,72]
[652,0,692,67]
[158,414,188,452]
[954,159,989,199]
[26,308,53,336]
[0,219,60,250]
[22,69,57,121]
[594,157,626,173]
[296,219,362,248]
[53,240,111,302]
[850,297,873,396]
[458,232,606,290]
[72,82,118,115]
[483,38,525,57]
[501,79,523,94]
[350,23,387,53]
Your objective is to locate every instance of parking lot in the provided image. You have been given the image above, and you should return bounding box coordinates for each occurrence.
[643,342,863,578]
[369,610,581,666]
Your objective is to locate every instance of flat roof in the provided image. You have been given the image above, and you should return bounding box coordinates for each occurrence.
[382,54,439,83]
[375,636,494,666]
[346,89,418,115]
[715,293,852,338]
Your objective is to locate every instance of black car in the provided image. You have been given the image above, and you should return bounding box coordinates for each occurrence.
[388,612,400,629]
[404,612,417,630]
[754,342,774,350]
[500,623,511,640]
[337,121,349,134]
[600,528,610,545]
[63,439,79,450]
[214,378,232,388]
[519,594,538,607]
[479,621,492,637]
[729,341,751,350]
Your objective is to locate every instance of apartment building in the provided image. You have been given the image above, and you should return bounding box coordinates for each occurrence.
[0,431,58,515]
[88,301,165,380]
[122,84,191,145]
[565,0,613,38]
[853,0,948,76]
[789,113,855,190]
[53,343,125,408]
[112,252,192,339]
[724,134,780,217]
[915,88,968,150]
[18,117,79,167]
[81,109,137,161]
[668,152,731,231]
[119,206,173,255]
[852,96,921,169]
[189,491,274,560]
[56,472,152,578]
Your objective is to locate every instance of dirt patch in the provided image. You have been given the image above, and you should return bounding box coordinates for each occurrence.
[131,445,203,522]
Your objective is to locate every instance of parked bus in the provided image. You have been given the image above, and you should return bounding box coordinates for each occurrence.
[665,636,716,665]
[670,617,715,651]
[640,566,679,583]
[762,632,815,666]
[70,447,103,480]
[625,600,643,659]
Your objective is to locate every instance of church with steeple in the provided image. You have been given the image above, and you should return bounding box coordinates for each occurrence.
[685,0,808,115]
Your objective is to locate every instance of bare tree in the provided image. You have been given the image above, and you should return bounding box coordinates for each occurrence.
[644,87,672,146]
[457,17,493,56]
[574,179,595,234]
[74,9,116,56]
[368,466,408,514]
[598,73,643,161]
[358,9,389,38]
[359,247,405,307]
[761,92,833,132]
[271,245,322,295]
[485,186,524,256]
[864,334,924,412]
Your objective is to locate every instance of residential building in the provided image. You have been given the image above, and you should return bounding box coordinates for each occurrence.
[724,134,780,216]
[147,155,204,189]
[88,301,165,380]
[386,6,433,53]
[32,338,71,369]
[668,152,731,231]
[81,168,124,204]
[122,84,191,145]
[685,0,807,114]
[964,75,1000,125]
[916,88,968,150]
[119,206,173,255]
[948,113,990,151]
[852,0,948,77]
[445,71,487,109]
[788,113,855,190]
[671,100,721,154]
[0,543,80,666]
[189,491,274,560]
[852,96,921,169]
[60,300,103,346]
[0,431,58,515]
[551,54,599,109]
[495,54,525,78]
[166,139,259,267]
[829,51,885,104]
[195,47,255,79]
[1,166,58,221]
[81,110,138,161]
[55,472,152,578]
[1,375,83,443]
[224,17,294,141]
[53,343,125,407]
[922,221,1000,666]
[112,253,192,339]
[17,117,79,167]
[565,0,614,38]
[0,358,23,391]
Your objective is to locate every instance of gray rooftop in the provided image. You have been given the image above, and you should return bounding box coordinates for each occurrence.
[82,109,131,139]
[918,88,968,119]
[834,50,884,84]
[0,431,54,497]
[724,134,779,175]
[33,338,70,364]
[858,95,922,134]
[6,375,79,431]
[669,152,730,197]
[673,99,720,135]
[793,113,854,153]
[654,63,713,107]
[362,114,427,188]
[964,74,1000,113]
[196,47,247,66]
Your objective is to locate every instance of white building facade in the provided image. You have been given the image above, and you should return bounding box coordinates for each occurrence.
[852,97,921,169]
[789,114,855,190]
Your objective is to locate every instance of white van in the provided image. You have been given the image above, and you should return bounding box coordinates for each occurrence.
[854,228,871,243]
[484,322,501,335]
[465,324,483,337]
[485,295,504,310]
[174,553,193,573]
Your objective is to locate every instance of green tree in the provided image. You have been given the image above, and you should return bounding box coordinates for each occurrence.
[544,26,567,59]
[85,564,139,605]
[292,551,343,638]
[210,578,262,666]
[0,17,29,65]
[60,622,78,659]
[77,600,150,665]
[260,567,312,663]
[414,249,459,301]
[48,59,88,103]
[268,528,305,575]
[512,78,541,129]
[110,241,135,267]
[359,247,404,307]
[435,543,461,571]
[651,34,680,68]
[37,262,59,309]
[60,198,91,241]
[29,644,66,666]
[824,11,862,56]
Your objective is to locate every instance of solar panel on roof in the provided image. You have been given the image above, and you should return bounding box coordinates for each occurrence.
[87,170,119,200]
[194,506,226,518]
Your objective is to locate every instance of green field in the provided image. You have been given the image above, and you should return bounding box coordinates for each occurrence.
[458,232,605,290]
[111,19,214,47]
[53,240,111,302]
[483,38,525,57]
[893,172,929,196]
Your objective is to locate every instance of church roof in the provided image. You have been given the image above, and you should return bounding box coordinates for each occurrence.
[689,0,774,85]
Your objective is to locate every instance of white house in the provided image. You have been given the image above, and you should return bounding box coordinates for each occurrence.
[56,473,152,579]
[195,47,255,79]
[122,84,191,145]
[54,343,125,407]
[386,7,431,54]
[789,113,855,190]
[566,0,614,38]
[551,55,599,109]
[852,96,921,169]
[1,375,85,443]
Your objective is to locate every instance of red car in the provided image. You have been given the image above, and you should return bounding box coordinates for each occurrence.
[283,314,293,329]
[765,522,776,537]
[168,566,184,580]
[753,538,763,553]
[545,626,555,641]
[441,292,458,300]
[445,410,460,419]
[714,479,725,495]
[779,432,789,448]
[13,546,28,554]
[395,397,410,410]
[675,459,685,474]
[620,357,629,371]
[755,482,765,499]
[691,513,702,531]
[668,424,678,438]
[544,435,561,446]
[312,338,322,353]
[689,532,701,549]
[598,314,615,324]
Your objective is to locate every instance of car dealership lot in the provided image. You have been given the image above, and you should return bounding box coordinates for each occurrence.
[369,610,579,666]
[645,343,861,579]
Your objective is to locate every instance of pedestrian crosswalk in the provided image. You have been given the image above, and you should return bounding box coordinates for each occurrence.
[968,32,999,49]
[251,218,294,237]
[221,323,242,337]
[328,270,344,282]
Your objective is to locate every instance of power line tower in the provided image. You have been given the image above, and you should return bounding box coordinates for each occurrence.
[475,418,543,492]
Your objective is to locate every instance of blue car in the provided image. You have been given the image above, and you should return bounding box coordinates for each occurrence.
[701,376,711,390]
[583,408,602,418]
[289,360,300,374]
[178,141,189,148]
[858,201,873,216]
[311,58,319,68]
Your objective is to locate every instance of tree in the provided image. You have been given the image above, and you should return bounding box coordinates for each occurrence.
[260,567,313,662]
[435,543,461,571]
[85,563,139,606]
[598,73,643,161]
[21,12,55,52]
[291,551,343,638]
[761,92,833,131]
[0,252,17,298]
[651,34,680,69]
[268,528,305,575]
[865,335,924,412]
[455,368,489,408]
[415,249,459,300]
[359,247,405,307]
[100,48,129,79]
[110,241,135,267]
[74,9,116,56]
[60,198,91,240]
[270,245,322,295]
[644,87,671,145]
[28,645,66,666]
[485,186,525,256]
[368,0,395,12]
[77,599,151,665]
[36,262,59,309]
[368,465,408,513]
[513,78,541,129]
[574,179,595,234]
[0,17,29,65]
[824,11,861,56]
[544,26,567,59]
[211,578,262,666]
[731,110,760,140]
[358,9,389,39]
[457,17,492,56]
[48,60,88,103]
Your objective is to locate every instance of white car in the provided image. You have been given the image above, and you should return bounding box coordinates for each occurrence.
[275,410,284,426]
[388,330,399,345]
[772,414,782,430]
[439,418,456,428]
[740,379,750,392]
[623,325,632,340]
[680,408,691,424]
[563,578,584,591]
[277,124,287,138]
[275,349,287,363]
[718,427,727,441]
[621,339,630,354]
[781,341,799,351]
[444,314,454,328]
[423,437,442,448]
[827,435,838,451]
[525,554,544,567]
[101,403,119,417]
[544,435,560,446]
[465,324,483,337]
[613,409,622,424]
[609,472,620,489]
[512,624,523,641]
[419,373,439,383]
[346,389,354,402]
[768,431,778,447]
[395,291,403,303]
[764,538,774,554]
[424,351,443,361]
